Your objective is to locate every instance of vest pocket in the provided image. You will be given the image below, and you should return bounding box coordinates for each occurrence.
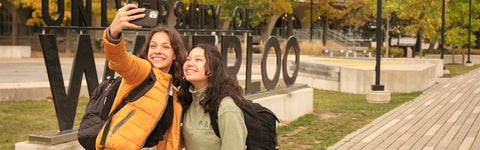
[112,110,136,134]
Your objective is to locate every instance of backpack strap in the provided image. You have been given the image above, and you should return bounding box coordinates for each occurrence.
[100,70,156,145]
[208,97,243,138]
[209,109,221,138]
[100,77,123,120]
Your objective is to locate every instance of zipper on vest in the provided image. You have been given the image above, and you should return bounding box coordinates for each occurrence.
[111,109,136,135]
[139,76,173,148]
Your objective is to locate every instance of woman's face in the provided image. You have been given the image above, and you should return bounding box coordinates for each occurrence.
[147,32,176,73]
[184,47,209,90]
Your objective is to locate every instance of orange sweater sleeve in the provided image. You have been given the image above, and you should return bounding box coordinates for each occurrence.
[102,29,151,113]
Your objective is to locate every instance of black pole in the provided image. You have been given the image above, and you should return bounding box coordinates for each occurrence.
[441,0,445,59]
[467,0,472,63]
[310,0,313,41]
[372,0,384,91]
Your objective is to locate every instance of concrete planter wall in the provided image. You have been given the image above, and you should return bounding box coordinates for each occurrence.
[295,57,443,94]
[0,46,31,58]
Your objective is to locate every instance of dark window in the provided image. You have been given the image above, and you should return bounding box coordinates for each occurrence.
[0,7,12,35]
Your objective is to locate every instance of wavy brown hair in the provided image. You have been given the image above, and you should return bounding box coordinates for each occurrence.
[178,44,244,112]
[136,25,186,87]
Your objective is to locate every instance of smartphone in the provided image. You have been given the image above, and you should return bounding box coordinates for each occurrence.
[126,0,158,27]
[130,9,159,27]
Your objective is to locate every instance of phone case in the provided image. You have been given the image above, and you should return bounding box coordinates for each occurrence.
[131,9,159,27]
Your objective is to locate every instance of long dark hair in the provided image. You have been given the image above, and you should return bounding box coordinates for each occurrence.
[178,44,244,112]
[136,25,186,87]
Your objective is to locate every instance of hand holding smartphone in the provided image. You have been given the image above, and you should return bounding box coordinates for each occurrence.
[130,9,159,27]
[126,0,159,27]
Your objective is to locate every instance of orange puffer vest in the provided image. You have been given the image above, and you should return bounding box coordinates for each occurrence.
[96,70,173,149]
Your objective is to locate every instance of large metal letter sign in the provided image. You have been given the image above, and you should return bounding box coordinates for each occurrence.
[157,0,170,25]
[282,36,300,87]
[232,7,244,30]
[38,0,301,133]
[71,0,92,26]
[174,1,186,28]
[245,36,261,94]
[192,35,216,47]
[42,0,64,26]
[40,34,98,131]
[221,36,242,80]
[261,37,282,91]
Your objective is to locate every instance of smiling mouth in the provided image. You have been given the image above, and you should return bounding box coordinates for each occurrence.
[152,57,164,60]
[185,69,197,74]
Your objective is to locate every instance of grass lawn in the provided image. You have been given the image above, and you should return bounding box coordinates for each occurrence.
[0,64,479,150]
[0,99,88,149]
[277,90,421,150]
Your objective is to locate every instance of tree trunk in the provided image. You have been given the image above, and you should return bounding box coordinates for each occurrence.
[11,7,18,45]
[261,15,280,42]
[428,41,436,50]
[415,28,423,58]
[416,13,425,58]
[321,17,329,45]
[66,30,72,54]
[461,47,465,65]
[16,8,30,36]
[286,14,293,37]
[385,16,390,57]
[451,46,456,64]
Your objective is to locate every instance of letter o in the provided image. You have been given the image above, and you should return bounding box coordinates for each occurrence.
[282,36,300,87]
[261,37,281,91]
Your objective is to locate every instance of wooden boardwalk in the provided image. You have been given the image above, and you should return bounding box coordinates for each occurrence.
[328,68,480,150]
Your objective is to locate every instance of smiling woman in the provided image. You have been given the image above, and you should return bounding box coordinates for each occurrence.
[183,46,210,90]
[93,4,187,149]
[145,32,176,73]
[179,44,248,150]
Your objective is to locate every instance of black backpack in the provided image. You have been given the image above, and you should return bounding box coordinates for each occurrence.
[78,71,170,150]
[209,98,280,150]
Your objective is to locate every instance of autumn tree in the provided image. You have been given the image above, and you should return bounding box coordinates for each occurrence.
[444,0,480,64]
[368,0,404,57]
[304,0,346,45]
[5,0,118,51]
[393,0,442,58]
[342,0,372,28]
[12,0,113,26]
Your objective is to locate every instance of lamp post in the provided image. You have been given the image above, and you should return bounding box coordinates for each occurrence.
[366,0,390,103]
[372,0,384,91]
[467,0,472,64]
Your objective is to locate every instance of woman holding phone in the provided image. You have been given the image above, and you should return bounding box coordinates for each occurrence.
[95,4,186,150]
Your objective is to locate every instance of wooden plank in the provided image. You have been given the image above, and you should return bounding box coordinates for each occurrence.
[329,69,480,150]
[446,89,480,149]
[419,78,477,149]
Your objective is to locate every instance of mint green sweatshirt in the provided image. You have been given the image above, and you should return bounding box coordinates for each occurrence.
[182,87,247,150]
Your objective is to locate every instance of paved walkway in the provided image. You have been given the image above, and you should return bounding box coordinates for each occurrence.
[328,68,480,150]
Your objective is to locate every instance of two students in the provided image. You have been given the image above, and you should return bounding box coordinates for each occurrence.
[98,4,247,150]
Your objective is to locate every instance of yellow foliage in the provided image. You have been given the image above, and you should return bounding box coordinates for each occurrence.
[9,0,108,26]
